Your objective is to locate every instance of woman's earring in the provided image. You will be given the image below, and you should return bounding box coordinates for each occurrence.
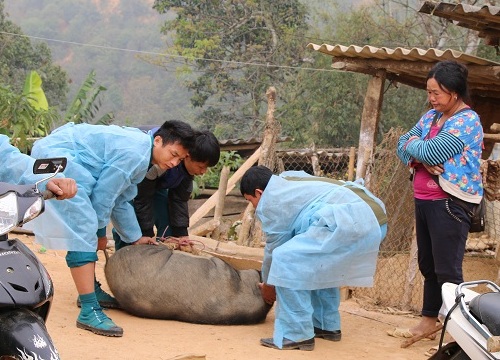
[454,96,457,100]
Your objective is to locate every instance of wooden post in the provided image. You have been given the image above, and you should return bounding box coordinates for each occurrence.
[239,86,281,247]
[237,203,255,246]
[356,69,386,180]
[311,144,321,176]
[359,148,371,180]
[258,86,280,169]
[347,147,356,181]
[211,166,230,240]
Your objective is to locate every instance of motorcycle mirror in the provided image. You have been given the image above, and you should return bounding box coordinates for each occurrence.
[33,158,67,174]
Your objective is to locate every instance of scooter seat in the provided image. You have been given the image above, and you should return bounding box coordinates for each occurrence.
[469,292,500,336]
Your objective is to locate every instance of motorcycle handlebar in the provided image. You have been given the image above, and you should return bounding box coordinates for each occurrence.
[41,190,56,200]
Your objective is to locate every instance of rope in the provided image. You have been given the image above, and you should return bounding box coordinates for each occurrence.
[157,236,205,253]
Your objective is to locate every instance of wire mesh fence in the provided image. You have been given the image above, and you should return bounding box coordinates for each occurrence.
[276,148,352,179]
[272,128,499,313]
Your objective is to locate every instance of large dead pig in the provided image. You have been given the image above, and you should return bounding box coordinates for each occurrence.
[104,245,272,325]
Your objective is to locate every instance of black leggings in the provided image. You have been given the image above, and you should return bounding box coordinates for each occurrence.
[414,198,471,317]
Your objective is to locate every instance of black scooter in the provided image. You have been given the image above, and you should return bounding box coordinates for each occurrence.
[0,158,67,360]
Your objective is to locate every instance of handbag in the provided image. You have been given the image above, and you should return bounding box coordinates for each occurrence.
[451,196,485,233]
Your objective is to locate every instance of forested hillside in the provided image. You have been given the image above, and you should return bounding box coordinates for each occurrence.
[4,0,194,126]
[3,0,368,130]
[3,0,494,146]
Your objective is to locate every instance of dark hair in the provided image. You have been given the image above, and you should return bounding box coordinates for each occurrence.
[426,60,471,104]
[190,130,220,167]
[240,165,273,196]
[154,120,194,150]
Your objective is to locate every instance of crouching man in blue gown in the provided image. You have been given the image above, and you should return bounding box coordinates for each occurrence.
[240,165,388,351]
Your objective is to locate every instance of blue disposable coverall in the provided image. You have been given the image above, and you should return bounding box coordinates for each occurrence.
[255,171,387,347]
[25,122,152,252]
[0,134,63,186]
[0,135,54,189]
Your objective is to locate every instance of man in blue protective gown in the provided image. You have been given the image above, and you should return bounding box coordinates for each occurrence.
[240,165,388,351]
[25,121,193,337]
[112,128,220,249]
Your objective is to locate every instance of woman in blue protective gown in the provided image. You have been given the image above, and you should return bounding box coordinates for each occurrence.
[26,121,193,337]
[240,165,387,351]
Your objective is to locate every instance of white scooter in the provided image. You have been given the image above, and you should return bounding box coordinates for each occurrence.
[430,280,500,360]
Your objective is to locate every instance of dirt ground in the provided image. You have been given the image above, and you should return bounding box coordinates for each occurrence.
[15,234,481,360]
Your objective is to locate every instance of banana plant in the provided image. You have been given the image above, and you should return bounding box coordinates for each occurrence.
[0,71,58,153]
[63,70,114,125]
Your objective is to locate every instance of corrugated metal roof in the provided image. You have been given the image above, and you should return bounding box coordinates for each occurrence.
[219,136,292,147]
[306,43,500,99]
[419,1,500,44]
[306,43,499,66]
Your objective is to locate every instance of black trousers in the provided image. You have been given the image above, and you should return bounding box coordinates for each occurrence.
[414,198,471,317]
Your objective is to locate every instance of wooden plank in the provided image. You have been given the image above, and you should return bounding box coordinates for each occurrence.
[188,147,261,228]
[202,250,262,271]
[189,219,220,237]
[190,234,264,271]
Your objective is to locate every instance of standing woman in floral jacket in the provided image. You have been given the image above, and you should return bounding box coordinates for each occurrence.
[390,60,483,339]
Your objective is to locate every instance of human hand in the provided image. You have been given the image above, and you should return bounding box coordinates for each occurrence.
[258,282,276,305]
[46,178,77,200]
[423,163,444,176]
[133,236,158,245]
[97,236,108,251]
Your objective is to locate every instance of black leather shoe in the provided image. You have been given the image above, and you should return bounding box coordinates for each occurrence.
[314,327,342,341]
[260,337,315,350]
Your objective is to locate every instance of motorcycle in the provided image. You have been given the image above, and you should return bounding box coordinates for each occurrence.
[0,158,67,360]
[430,280,500,360]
